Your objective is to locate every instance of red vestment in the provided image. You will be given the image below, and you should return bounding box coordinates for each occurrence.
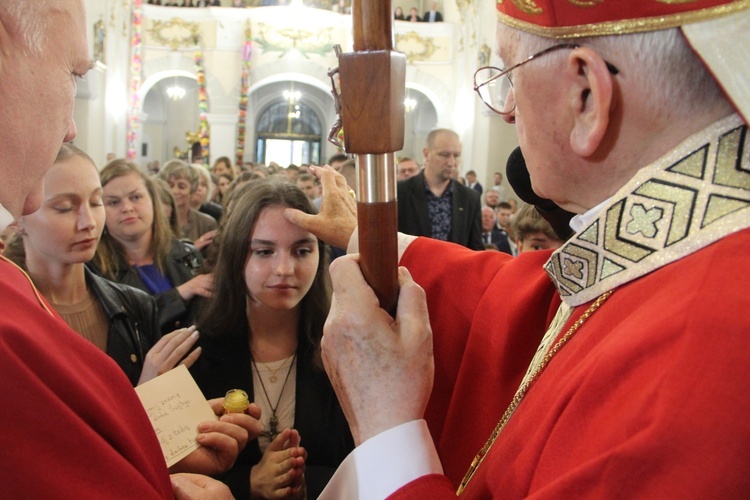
[391,116,750,498]
[395,231,750,498]
[0,258,172,497]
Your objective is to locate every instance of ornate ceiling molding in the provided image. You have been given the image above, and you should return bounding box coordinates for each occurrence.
[395,31,437,63]
[254,23,334,58]
[147,18,201,50]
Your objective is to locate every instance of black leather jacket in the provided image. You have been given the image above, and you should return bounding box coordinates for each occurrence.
[89,239,203,334]
[85,267,161,386]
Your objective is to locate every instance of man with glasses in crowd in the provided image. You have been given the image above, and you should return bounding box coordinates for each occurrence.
[396,157,420,181]
[286,0,750,497]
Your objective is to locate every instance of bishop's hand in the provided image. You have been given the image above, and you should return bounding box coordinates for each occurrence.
[284,164,357,250]
[322,258,434,445]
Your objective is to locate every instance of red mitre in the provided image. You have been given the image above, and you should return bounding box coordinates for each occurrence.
[496,0,749,38]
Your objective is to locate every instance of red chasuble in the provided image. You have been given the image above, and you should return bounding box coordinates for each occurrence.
[390,115,750,498]
[397,233,750,498]
[0,258,172,497]
[403,243,559,486]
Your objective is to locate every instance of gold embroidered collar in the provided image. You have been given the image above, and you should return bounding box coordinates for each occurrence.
[546,113,750,307]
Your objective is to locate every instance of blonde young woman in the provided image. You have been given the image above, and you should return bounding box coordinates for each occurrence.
[6,144,200,386]
[91,160,213,333]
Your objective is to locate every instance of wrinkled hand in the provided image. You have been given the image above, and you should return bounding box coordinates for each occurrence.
[170,399,262,475]
[194,229,217,251]
[177,273,214,301]
[137,326,202,385]
[323,258,434,445]
[284,164,357,249]
[171,473,233,500]
[250,429,307,499]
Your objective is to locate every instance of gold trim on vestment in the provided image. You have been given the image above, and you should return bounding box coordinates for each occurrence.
[496,0,749,38]
[546,114,750,306]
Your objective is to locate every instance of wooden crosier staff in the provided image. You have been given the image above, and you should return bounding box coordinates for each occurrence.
[332,0,405,313]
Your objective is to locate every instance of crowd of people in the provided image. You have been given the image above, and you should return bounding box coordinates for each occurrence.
[0,1,256,497]
[0,121,547,498]
[145,0,353,11]
[393,129,557,256]
[3,0,749,498]
[1,139,358,497]
[394,2,442,22]
[147,0,222,6]
[145,0,446,20]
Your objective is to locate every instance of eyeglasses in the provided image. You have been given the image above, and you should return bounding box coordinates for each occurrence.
[473,43,620,115]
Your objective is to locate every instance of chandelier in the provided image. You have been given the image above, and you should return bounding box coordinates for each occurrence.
[167,85,186,101]
[283,89,301,103]
[404,96,417,113]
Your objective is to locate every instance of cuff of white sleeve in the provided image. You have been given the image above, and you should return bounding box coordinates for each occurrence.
[318,419,442,500]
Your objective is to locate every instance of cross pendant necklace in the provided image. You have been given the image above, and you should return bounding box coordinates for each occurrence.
[269,414,279,438]
[251,352,297,441]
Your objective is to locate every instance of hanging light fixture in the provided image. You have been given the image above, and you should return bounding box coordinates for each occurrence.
[166,78,186,101]
[404,96,417,113]
[167,86,186,101]
[283,89,301,103]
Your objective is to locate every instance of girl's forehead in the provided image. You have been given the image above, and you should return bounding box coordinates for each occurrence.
[251,205,317,241]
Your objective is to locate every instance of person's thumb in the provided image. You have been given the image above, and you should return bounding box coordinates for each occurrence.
[283,207,316,232]
[266,428,293,452]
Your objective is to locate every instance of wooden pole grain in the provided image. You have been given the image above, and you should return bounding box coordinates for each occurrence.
[336,0,405,313]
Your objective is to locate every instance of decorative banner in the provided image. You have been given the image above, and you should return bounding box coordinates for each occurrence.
[127,0,143,160]
[237,23,252,168]
[194,43,209,166]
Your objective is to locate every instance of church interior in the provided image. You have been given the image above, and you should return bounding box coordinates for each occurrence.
[77,0,520,190]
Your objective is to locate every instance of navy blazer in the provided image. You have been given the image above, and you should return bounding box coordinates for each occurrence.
[193,321,353,499]
[397,170,484,250]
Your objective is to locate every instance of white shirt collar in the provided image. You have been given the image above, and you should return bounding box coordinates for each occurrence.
[0,204,14,232]
[569,198,611,234]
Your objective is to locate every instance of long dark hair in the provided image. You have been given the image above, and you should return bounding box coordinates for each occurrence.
[198,178,330,369]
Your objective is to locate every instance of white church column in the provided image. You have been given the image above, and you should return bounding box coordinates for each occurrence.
[206,113,239,165]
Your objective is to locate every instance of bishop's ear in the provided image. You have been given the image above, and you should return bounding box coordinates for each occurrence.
[566,46,615,158]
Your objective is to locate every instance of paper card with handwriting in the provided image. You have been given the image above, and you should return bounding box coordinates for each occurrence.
[135,364,217,467]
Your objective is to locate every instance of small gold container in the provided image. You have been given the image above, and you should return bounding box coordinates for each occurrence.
[223,389,250,413]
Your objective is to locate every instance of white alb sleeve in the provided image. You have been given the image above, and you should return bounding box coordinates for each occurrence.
[317,419,442,500]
